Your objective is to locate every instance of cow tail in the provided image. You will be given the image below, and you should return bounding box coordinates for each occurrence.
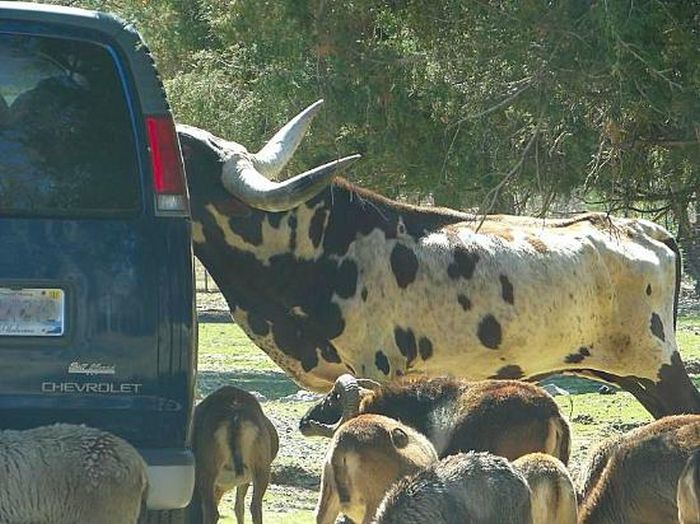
[661,236,682,331]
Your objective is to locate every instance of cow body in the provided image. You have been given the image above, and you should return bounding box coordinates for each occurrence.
[179,110,699,418]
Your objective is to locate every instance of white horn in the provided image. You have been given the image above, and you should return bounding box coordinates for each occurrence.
[222,154,361,212]
[253,99,324,179]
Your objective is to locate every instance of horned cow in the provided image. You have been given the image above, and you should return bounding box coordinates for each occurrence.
[191,386,279,524]
[178,99,700,418]
[578,415,700,523]
[315,414,437,524]
[299,374,570,464]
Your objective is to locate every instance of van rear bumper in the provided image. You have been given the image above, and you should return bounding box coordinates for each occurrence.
[139,448,195,510]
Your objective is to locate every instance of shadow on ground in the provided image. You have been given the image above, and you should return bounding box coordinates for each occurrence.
[197,369,299,400]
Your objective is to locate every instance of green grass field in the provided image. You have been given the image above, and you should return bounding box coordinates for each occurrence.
[196,315,700,523]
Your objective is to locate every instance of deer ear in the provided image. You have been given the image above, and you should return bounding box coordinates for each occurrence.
[391,427,409,449]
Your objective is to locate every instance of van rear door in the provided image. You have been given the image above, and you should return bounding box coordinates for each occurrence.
[0,27,194,449]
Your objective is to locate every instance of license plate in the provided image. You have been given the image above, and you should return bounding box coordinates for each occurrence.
[0,288,65,336]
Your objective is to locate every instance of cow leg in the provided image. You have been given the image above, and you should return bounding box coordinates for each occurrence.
[587,352,700,418]
[653,352,700,415]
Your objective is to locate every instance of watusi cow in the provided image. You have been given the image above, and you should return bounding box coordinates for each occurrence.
[178,99,699,419]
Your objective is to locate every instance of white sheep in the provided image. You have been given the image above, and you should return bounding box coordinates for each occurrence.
[0,423,148,524]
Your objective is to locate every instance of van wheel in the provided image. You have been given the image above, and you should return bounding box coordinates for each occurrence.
[138,508,189,524]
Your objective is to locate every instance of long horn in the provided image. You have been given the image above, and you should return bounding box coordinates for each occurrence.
[222,154,360,212]
[253,99,324,179]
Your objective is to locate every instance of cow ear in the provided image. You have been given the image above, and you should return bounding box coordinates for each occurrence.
[390,427,409,449]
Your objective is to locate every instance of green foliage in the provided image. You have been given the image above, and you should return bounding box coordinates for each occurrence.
[55,0,698,218]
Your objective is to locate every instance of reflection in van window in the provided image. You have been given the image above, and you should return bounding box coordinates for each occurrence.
[0,34,141,216]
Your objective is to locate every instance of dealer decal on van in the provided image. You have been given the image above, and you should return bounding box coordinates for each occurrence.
[41,382,142,394]
[68,361,116,375]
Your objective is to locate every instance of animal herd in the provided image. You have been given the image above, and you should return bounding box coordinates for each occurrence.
[1,101,698,523]
[194,377,700,524]
[3,379,699,523]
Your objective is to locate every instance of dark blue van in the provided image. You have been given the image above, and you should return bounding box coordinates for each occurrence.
[0,2,197,520]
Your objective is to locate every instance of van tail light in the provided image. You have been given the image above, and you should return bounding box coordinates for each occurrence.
[146,115,190,216]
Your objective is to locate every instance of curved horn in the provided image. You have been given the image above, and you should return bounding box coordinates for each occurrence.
[298,374,361,438]
[336,374,361,422]
[356,378,382,391]
[222,154,360,212]
[253,99,324,179]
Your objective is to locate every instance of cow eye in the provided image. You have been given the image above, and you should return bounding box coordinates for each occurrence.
[333,392,341,401]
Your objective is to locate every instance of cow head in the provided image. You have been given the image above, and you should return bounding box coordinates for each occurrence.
[178,99,360,215]
[299,374,382,437]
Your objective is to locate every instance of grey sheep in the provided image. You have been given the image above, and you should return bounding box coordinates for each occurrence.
[372,451,532,524]
[0,423,148,524]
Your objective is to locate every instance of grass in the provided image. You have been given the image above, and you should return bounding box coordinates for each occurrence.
[196,315,700,523]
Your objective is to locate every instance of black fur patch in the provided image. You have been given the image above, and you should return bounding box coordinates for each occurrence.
[418,337,433,360]
[394,327,417,366]
[320,343,342,363]
[490,365,523,379]
[457,294,471,311]
[287,213,298,251]
[248,312,270,336]
[564,346,591,364]
[308,207,326,248]
[565,353,584,364]
[565,346,591,364]
[477,315,502,349]
[499,274,514,305]
[268,213,284,228]
[447,248,479,280]
[650,313,665,341]
[335,259,359,299]
[375,351,390,375]
[390,243,419,289]
[229,212,265,246]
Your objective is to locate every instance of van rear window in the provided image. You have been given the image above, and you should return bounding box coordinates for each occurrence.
[0,33,140,216]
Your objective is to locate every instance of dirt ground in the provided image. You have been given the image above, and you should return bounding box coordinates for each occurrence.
[193,275,700,523]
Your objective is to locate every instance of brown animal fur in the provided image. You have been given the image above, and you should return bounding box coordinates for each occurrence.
[315,414,437,524]
[513,452,577,524]
[578,415,700,524]
[357,376,571,463]
[678,450,700,524]
[192,386,279,524]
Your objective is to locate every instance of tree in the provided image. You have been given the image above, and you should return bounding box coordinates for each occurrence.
[55,0,700,284]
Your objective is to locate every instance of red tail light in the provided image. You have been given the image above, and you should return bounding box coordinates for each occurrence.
[146,115,189,215]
